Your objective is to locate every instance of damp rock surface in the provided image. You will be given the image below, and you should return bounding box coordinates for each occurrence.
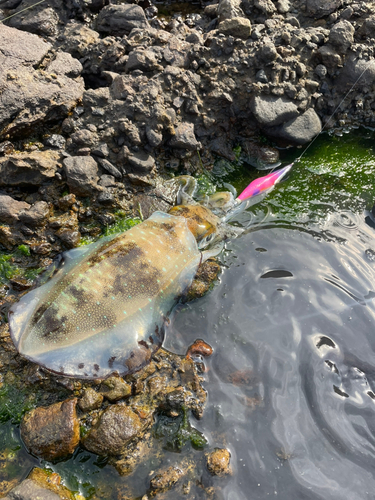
[20,399,80,461]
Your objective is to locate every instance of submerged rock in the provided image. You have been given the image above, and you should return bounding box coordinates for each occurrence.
[206,448,232,476]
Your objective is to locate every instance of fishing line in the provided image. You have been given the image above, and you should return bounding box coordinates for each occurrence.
[294,58,375,165]
[0,0,46,23]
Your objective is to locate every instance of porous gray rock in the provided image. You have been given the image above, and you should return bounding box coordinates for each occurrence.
[254,0,277,14]
[0,24,84,139]
[218,17,251,39]
[278,108,322,145]
[97,4,149,36]
[335,54,375,90]
[217,0,244,22]
[62,156,99,196]
[251,96,299,127]
[126,48,160,72]
[329,20,354,53]
[82,404,143,455]
[358,16,375,38]
[7,7,59,36]
[169,123,200,150]
[127,151,155,173]
[0,151,61,187]
[306,0,342,18]
[0,195,30,224]
[45,134,66,149]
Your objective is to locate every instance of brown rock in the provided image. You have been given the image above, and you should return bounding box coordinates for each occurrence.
[82,404,143,455]
[0,195,30,224]
[27,468,75,500]
[150,465,184,493]
[78,388,104,412]
[206,448,232,476]
[100,376,132,402]
[21,399,80,460]
[0,151,61,187]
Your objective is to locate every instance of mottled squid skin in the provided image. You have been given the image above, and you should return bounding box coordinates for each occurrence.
[9,212,202,379]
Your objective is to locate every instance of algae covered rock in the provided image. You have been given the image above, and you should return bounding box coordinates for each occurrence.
[82,404,143,455]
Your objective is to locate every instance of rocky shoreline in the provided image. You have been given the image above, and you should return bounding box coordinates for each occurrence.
[0,0,374,498]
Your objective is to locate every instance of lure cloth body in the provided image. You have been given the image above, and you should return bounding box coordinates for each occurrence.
[9,212,201,379]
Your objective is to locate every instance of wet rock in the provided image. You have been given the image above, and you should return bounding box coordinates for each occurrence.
[0,151,61,187]
[206,448,231,476]
[97,158,122,179]
[97,4,149,36]
[278,108,322,145]
[0,24,84,139]
[186,258,221,301]
[19,201,49,227]
[21,399,80,461]
[169,123,200,151]
[8,7,59,36]
[329,20,354,53]
[2,479,61,500]
[62,156,99,196]
[57,194,77,211]
[55,228,81,248]
[218,17,251,39]
[127,151,155,174]
[100,376,132,402]
[306,0,342,18]
[45,134,66,149]
[30,241,52,255]
[0,195,30,224]
[150,466,184,493]
[78,388,103,412]
[251,96,299,127]
[186,340,213,359]
[97,190,115,205]
[82,404,143,455]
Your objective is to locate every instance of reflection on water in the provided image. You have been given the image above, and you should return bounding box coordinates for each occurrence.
[165,208,375,499]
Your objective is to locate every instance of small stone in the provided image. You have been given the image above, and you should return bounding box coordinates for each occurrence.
[255,69,268,83]
[91,143,109,158]
[315,64,327,78]
[45,134,66,149]
[97,190,115,205]
[62,156,99,196]
[329,20,354,53]
[97,158,122,179]
[58,193,77,211]
[99,175,117,187]
[55,228,81,248]
[150,466,184,493]
[19,201,49,227]
[251,95,299,127]
[0,195,30,224]
[218,17,251,39]
[97,4,149,36]
[70,129,95,148]
[125,48,160,72]
[276,0,290,13]
[169,123,200,150]
[82,404,143,455]
[127,151,155,173]
[306,0,341,18]
[21,399,80,461]
[0,141,14,155]
[100,376,132,402]
[78,388,103,412]
[206,448,231,476]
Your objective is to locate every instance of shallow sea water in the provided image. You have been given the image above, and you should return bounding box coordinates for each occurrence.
[2,128,375,499]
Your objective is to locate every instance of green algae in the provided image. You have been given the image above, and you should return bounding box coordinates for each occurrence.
[79,213,141,246]
[153,406,207,452]
[0,383,39,425]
